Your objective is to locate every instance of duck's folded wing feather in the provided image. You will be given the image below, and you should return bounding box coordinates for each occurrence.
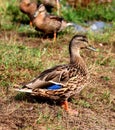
[49,15,63,21]
[24,64,70,89]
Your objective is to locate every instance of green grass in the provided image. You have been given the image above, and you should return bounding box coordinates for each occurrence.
[75,99,91,108]
[101,90,110,103]
[0,0,29,30]
[0,43,43,70]
[61,1,115,23]
[0,42,44,89]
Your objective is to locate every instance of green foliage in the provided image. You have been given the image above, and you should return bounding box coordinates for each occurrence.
[72,99,91,108]
[108,58,115,67]
[0,0,29,30]
[0,44,43,70]
[101,91,111,104]
[0,42,44,88]
[96,54,114,66]
[61,2,115,23]
[101,76,110,81]
[6,0,29,24]
[78,99,91,108]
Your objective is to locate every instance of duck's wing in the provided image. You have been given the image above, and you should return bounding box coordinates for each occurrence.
[44,14,68,32]
[23,64,70,89]
[48,15,64,21]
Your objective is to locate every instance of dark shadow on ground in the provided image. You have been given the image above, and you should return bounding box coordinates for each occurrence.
[14,92,61,106]
[18,31,55,39]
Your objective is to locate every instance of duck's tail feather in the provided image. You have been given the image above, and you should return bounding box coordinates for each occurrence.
[66,22,76,27]
[59,21,75,31]
[15,88,32,93]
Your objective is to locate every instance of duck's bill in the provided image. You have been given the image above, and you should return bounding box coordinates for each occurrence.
[87,46,97,51]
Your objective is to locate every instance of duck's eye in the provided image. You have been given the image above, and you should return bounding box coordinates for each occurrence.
[81,39,88,43]
[81,47,85,49]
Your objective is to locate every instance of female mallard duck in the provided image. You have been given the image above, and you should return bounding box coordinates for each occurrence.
[20,0,60,24]
[15,35,96,115]
[32,4,74,41]
[20,0,39,26]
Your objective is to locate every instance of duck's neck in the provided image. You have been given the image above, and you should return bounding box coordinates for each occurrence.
[40,11,47,18]
[70,50,88,74]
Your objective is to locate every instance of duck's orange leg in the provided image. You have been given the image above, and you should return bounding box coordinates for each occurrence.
[53,32,57,43]
[30,21,33,27]
[61,101,78,116]
[61,101,69,111]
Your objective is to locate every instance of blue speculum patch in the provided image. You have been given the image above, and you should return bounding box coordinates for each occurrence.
[47,84,62,90]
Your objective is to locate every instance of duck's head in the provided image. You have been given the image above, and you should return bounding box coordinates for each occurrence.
[69,35,96,57]
[34,4,46,17]
[20,0,38,16]
[21,0,30,4]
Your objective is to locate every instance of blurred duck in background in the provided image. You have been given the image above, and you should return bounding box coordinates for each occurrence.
[20,0,61,19]
[20,0,61,27]
[20,0,39,26]
[32,4,74,41]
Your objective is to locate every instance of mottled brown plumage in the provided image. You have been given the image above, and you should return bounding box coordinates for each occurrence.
[20,2,71,40]
[32,4,74,40]
[15,35,96,114]
[20,0,60,21]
